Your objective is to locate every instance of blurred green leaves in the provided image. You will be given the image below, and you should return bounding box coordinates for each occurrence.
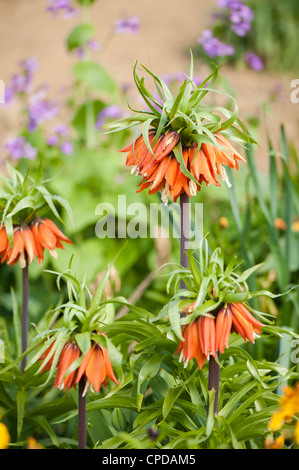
[73,62,118,99]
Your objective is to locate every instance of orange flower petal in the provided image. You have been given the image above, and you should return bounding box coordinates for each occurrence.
[85,345,106,393]
[0,227,8,253]
[22,226,38,264]
[7,228,24,266]
[42,219,72,245]
[102,347,119,385]
[37,221,57,250]
[31,222,44,264]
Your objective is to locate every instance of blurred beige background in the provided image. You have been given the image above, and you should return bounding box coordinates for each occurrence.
[0,0,298,162]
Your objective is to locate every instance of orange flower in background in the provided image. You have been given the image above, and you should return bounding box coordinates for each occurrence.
[268,383,299,433]
[177,302,264,370]
[120,129,245,203]
[266,382,299,448]
[0,218,72,268]
[264,435,285,449]
[275,218,286,231]
[27,437,44,449]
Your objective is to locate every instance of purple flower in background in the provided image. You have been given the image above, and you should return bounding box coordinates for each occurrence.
[20,57,40,75]
[60,141,73,156]
[245,52,264,71]
[47,124,73,155]
[96,105,123,130]
[4,137,37,160]
[53,124,70,136]
[4,57,39,105]
[28,91,59,131]
[47,135,59,146]
[46,0,77,19]
[87,39,100,51]
[76,39,101,60]
[230,5,253,36]
[217,0,254,37]
[198,29,235,58]
[218,0,243,8]
[114,16,140,35]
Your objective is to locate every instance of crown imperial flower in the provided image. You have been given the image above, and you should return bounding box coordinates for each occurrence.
[108,57,255,204]
[38,336,119,395]
[176,301,264,370]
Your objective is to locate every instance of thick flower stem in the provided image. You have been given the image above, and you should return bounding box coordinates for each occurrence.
[20,260,29,373]
[180,192,190,287]
[78,378,86,449]
[208,353,220,415]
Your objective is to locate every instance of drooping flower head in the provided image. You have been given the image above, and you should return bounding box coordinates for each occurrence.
[176,301,264,370]
[28,261,122,396]
[38,336,119,395]
[0,165,73,267]
[165,242,273,370]
[107,55,255,204]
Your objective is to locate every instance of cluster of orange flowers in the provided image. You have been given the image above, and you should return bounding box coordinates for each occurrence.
[176,302,264,370]
[265,382,299,449]
[39,337,119,396]
[0,217,72,268]
[120,129,245,203]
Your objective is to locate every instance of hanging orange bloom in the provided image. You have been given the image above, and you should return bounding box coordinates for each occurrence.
[38,341,56,373]
[229,302,264,343]
[30,217,72,261]
[215,306,233,354]
[120,129,245,203]
[54,342,81,391]
[75,342,119,396]
[39,337,119,396]
[177,302,264,370]
[0,218,72,268]
[176,318,207,370]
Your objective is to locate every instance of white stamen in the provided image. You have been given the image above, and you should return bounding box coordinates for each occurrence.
[82,380,90,397]
[189,180,197,197]
[19,251,26,269]
[49,249,57,259]
[183,358,189,369]
[217,163,231,187]
[161,182,170,206]
[131,165,139,175]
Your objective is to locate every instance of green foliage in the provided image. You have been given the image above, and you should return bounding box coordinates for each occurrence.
[0,0,298,451]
